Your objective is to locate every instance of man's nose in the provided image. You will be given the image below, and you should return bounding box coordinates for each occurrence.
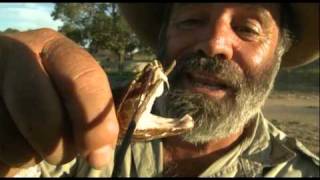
[193,19,233,60]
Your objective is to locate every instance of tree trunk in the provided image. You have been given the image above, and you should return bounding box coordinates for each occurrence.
[118,49,125,72]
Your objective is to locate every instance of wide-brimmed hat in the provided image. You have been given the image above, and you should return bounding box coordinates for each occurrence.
[119,3,319,69]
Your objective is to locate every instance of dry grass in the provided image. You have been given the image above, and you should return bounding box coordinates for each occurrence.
[270,60,319,157]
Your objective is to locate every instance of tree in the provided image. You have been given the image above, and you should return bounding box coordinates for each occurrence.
[0,28,20,34]
[51,3,99,47]
[51,3,152,68]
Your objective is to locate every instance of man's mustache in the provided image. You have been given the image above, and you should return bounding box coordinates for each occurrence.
[169,51,245,91]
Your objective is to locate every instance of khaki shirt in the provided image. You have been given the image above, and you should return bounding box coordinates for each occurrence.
[19,112,319,177]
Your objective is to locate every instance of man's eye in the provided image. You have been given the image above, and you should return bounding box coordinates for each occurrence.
[175,19,204,30]
[234,26,260,35]
[233,24,262,40]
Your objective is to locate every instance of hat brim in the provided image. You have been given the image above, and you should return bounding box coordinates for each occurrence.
[119,3,319,69]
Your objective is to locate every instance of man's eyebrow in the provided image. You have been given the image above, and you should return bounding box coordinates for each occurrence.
[172,3,203,12]
[171,3,276,25]
[241,4,275,25]
[173,3,194,10]
[245,5,270,15]
[170,3,199,21]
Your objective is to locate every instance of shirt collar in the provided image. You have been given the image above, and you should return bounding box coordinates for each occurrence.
[200,112,296,176]
[240,112,296,167]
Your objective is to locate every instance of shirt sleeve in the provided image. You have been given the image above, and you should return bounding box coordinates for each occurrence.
[13,165,42,177]
[38,158,78,177]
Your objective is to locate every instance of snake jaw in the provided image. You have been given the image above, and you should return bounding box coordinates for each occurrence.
[133,74,194,141]
[117,60,194,142]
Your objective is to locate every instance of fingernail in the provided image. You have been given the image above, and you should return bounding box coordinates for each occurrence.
[87,145,114,169]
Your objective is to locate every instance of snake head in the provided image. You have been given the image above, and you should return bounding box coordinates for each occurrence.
[115,60,194,142]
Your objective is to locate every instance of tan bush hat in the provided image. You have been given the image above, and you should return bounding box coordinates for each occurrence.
[119,3,319,69]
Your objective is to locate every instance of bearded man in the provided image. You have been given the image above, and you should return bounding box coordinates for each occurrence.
[0,3,319,177]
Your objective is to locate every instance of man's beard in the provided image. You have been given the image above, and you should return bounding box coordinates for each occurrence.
[154,51,282,145]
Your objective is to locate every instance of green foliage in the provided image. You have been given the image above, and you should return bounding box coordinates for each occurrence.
[0,28,20,34]
[51,3,106,48]
[51,3,153,63]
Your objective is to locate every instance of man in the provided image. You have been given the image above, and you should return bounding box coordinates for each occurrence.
[0,3,318,177]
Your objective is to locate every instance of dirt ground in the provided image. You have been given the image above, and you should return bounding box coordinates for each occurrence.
[262,91,319,157]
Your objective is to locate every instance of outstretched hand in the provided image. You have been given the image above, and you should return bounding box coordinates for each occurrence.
[0,28,119,176]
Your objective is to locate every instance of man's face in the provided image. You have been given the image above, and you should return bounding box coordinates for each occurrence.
[155,3,284,144]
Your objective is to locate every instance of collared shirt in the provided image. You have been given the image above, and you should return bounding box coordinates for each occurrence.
[19,111,319,177]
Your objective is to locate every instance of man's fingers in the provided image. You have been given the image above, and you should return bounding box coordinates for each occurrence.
[0,100,41,168]
[1,37,76,165]
[41,37,119,168]
[0,161,22,177]
[1,29,119,169]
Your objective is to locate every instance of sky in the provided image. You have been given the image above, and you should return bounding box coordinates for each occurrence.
[0,3,63,31]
